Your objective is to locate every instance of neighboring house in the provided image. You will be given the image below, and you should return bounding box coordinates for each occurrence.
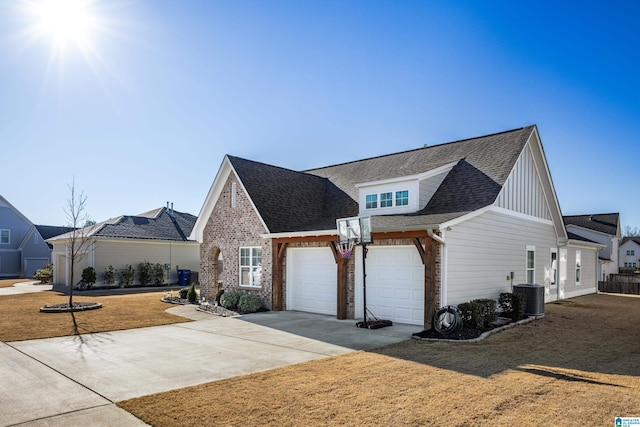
[619,237,640,269]
[0,195,52,278]
[191,125,601,328]
[47,205,200,287]
[563,213,621,281]
[35,225,76,249]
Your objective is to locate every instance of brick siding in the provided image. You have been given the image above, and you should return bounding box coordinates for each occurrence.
[200,174,273,309]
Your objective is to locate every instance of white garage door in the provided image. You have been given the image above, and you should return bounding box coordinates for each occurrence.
[355,246,424,325]
[286,247,337,316]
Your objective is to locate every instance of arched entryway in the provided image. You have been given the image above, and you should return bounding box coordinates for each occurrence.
[204,245,223,300]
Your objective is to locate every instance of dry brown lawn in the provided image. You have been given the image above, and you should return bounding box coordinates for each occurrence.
[0,279,35,288]
[119,293,640,427]
[0,291,191,342]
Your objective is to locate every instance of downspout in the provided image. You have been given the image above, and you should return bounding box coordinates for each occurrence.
[428,228,447,308]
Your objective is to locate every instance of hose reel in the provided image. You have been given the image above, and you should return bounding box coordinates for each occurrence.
[433,306,463,335]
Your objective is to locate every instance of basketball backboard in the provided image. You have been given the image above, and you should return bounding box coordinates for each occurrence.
[336,216,373,244]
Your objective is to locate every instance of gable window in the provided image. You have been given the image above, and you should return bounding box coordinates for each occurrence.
[365,194,378,209]
[231,182,237,208]
[395,190,409,206]
[0,230,9,244]
[380,192,393,208]
[575,250,581,285]
[627,250,635,256]
[526,246,535,283]
[240,247,262,287]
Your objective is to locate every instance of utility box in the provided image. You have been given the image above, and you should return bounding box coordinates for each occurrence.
[513,284,545,316]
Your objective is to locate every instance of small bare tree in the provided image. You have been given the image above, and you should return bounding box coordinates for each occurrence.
[623,225,640,237]
[64,179,93,307]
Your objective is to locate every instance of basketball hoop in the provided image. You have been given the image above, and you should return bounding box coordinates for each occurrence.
[338,240,355,259]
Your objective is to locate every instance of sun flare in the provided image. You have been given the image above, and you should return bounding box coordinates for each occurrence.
[25,0,101,57]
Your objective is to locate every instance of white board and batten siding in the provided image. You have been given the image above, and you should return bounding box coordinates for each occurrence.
[495,143,552,221]
[443,209,558,307]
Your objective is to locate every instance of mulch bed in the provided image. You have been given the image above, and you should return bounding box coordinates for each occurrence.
[40,302,103,313]
[413,316,519,341]
[413,325,498,341]
[161,296,241,317]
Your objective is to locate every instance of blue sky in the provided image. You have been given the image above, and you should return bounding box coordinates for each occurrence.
[1,0,639,231]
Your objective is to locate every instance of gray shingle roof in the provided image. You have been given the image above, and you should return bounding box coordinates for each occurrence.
[35,225,76,240]
[563,213,619,236]
[228,156,357,233]
[229,126,536,234]
[94,208,196,241]
[48,207,197,242]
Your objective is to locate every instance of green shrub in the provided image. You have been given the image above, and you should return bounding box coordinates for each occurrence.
[118,265,135,287]
[103,265,116,285]
[138,262,153,286]
[34,264,53,283]
[498,292,527,321]
[178,287,190,299]
[215,288,224,303]
[153,263,165,286]
[81,266,97,287]
[238,294,262,313]
[220,291,242,310]
[186,283,198,303]
[457,299,497,329]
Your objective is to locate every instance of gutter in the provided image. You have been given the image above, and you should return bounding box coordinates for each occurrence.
[428,228,445,245]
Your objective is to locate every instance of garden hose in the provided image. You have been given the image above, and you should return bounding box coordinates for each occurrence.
[433,306,463,335]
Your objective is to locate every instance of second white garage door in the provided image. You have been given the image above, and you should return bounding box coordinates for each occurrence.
[286,247,337,316]
[355,245,424,325]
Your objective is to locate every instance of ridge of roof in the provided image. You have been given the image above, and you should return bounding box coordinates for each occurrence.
[223,126,537,234]
[303,125,535,172]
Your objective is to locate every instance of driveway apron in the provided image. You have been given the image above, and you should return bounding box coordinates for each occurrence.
[1,309,417,426]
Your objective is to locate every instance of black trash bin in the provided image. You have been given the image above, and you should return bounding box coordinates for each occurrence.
[177,269,191,286]
[513,284,545,316]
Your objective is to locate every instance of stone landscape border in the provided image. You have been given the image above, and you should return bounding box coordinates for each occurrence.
[412,314,545,343]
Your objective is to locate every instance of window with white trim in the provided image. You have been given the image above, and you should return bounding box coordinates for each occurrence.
[526,246,535,284]
[0,230,9,244]
[550,249,558,285]
[627,249,635,256]
[380,192,392,208]
[365,194,377,209]
[395,190,409,206]
[240,247,262,287]
[575,250,581,285]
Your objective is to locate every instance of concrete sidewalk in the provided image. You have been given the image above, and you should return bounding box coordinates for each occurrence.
[1,308,418,426]
[0,280,52,296]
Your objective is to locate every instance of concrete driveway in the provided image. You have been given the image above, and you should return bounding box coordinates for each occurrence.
[0,280,52,296]
[0,308,418,426]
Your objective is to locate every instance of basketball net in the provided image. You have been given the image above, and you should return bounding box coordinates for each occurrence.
[338,240,355,259]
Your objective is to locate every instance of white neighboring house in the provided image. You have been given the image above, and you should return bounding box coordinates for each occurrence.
[619,237,640,269]
[47,206,200,287]
[563,213,621,281]
[192,125,603,328]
